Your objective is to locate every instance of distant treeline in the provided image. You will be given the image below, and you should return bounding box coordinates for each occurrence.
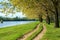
[0,16,38,21]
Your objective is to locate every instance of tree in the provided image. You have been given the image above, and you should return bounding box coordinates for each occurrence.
[9,0,60,27]
[40,0,60,27]
[0,1,17,16]
[45,10,50,24]
[9,0,48,22]
[51,0,59,27]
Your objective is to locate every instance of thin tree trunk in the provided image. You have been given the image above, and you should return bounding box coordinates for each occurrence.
[39,15,43,22]
[46,15,50,24]
[46,10,50,24]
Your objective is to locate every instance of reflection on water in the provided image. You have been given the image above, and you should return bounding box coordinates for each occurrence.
[0,21,33,28]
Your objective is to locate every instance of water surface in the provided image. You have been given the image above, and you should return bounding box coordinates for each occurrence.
[0,21,33,28]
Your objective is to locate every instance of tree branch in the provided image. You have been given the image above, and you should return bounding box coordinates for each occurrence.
[40,3,55,14]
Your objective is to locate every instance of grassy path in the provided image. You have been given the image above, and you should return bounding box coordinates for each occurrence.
[33,24,46,40]
[17,24,40,40]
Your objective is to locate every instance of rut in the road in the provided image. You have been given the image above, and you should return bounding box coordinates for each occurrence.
[17,24,40,40]
[33,24,46,40]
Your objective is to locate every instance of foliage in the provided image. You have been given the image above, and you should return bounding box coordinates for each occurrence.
[9,0,47,19]
[0,16,37,21]
[0,0,58,27]
[0,0,60,27]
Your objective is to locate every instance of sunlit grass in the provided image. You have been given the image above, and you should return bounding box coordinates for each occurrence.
[41,22,60,40]
[0,22,39,40]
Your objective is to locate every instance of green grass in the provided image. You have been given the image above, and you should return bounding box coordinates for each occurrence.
[26,23,43,40]
[0,22,39,40]
[41,23,60,40]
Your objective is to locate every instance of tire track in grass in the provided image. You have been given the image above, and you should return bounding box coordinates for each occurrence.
[17,24,40,40]
[33,24,46,40]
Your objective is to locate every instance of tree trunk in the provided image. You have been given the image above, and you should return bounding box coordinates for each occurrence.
[46,15,50,24]
[54,6,59,28]
[46,10,50,24]
[53,1,59,28]
[39,15,43,22]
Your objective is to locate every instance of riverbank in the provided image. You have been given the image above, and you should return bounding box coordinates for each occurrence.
[0,22,39,40]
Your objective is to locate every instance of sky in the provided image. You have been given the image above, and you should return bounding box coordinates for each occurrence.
[0,12,26,18]
[0,0,26,18]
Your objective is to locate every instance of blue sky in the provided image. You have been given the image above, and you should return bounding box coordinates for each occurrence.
[0,0,3,2]
[0,0,26,18]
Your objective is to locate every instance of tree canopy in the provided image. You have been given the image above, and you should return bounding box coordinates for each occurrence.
[0,0,60,27]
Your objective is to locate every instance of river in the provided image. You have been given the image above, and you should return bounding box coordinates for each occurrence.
[0,21,34,28]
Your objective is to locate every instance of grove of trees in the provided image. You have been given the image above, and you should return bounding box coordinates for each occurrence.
[0,0,60,28]
[0,16,37,21]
